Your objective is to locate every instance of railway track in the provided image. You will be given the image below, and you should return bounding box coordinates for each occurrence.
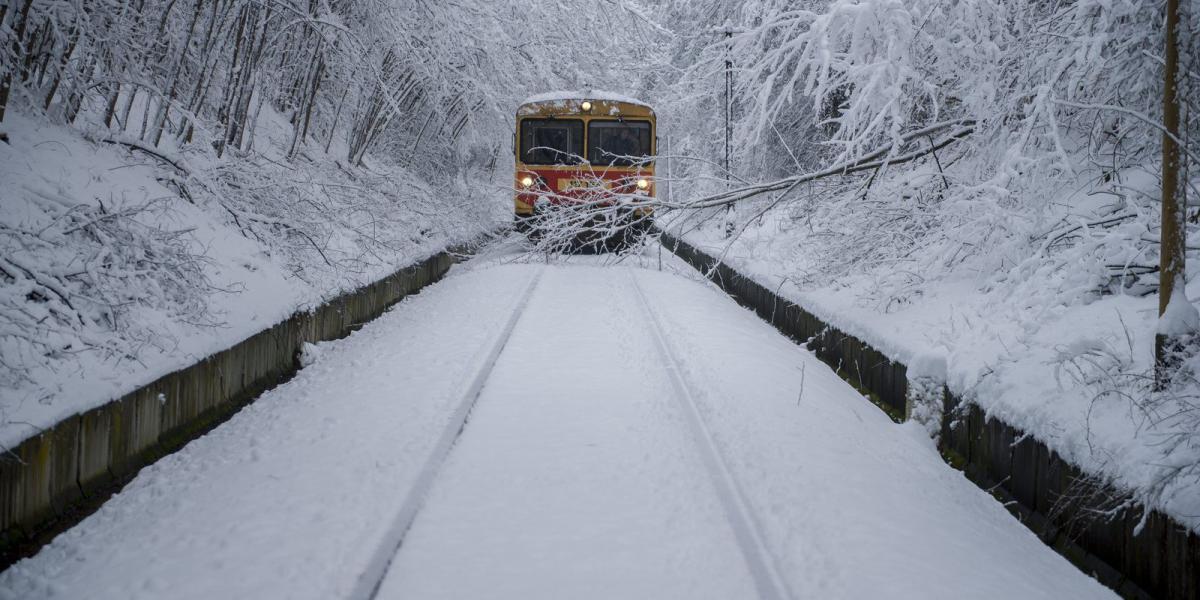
[628,270,795,600]
[0,260,1117,600]
[349,265,791,600]
[349,268,545,600]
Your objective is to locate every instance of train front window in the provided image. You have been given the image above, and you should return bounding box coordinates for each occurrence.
[520,119,584,165]
[587,120,651,166]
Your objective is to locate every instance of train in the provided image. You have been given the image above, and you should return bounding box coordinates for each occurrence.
[513,91,655,248]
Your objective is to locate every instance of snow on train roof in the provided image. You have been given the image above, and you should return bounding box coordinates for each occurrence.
[519,90,650,108]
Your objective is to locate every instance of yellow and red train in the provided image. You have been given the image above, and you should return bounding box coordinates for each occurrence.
[514,91,655,244]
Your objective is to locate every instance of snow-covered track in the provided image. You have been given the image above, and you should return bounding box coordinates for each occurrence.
[349,268,544,600]
[627,270,795,600]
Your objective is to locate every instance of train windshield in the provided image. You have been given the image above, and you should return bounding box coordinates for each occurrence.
[587,120,651,166]
[520,119,584,165]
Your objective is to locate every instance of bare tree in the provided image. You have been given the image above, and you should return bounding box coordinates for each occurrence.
[1156,0,1196,388]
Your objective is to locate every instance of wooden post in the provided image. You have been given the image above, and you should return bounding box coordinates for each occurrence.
[1155,0,1190,388]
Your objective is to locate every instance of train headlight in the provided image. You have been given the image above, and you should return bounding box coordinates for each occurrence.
[636,178,650,190]
[580,101,592,112]
[520,175,534,188]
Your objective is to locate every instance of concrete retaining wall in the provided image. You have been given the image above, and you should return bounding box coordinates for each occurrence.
[0,248,461,566]
[659,231,1198,600]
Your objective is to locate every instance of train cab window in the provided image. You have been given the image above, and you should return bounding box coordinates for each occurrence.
[587,120,651,166]
[520,119,584,165]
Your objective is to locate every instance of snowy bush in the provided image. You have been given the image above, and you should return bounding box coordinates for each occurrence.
[1051,333,1200,529]
[0,192,211,392]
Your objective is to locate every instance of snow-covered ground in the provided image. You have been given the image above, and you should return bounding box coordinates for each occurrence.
[674,219,1200,534]
[0,242,1113,599]
[0,111,498,450]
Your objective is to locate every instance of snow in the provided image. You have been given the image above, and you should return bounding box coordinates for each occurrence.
[632,260,1112,599]
[0,246,1113,599]
[675,222,1200,533]
[647,0,1200,537]
[2,0,1189,593]
[297,342,324,368]
[0,111,497,450]
[375,265,758,599]
[0,263,540,600]
[1157,284,1199,335]
[519,89,651,109]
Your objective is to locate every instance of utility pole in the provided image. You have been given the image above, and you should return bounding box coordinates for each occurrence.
[724,25,732,186]
[1155,0,1195,388]
[666,134,673,205]
[723,23,735,237]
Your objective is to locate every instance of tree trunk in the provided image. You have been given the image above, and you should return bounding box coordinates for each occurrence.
[1155,0,1193,388]
[0,3,11,123]
[150,0,203,146]
[1,0,36,123]
[43,27,79,110]
[216,4,249,158]
[63,51,97,124]
[324,87,347,154]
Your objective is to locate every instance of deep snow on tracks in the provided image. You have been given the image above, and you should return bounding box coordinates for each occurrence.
[630,265,1112,599]
[373,266,760,599]
[0,250,1113,600]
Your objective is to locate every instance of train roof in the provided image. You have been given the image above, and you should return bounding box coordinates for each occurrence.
[519,90,651,109]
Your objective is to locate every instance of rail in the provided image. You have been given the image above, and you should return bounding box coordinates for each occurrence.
[350,267,544,600]
[628,269,794,600]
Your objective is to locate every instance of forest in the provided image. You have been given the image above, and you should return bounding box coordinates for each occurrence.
[1,0,1199,589]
